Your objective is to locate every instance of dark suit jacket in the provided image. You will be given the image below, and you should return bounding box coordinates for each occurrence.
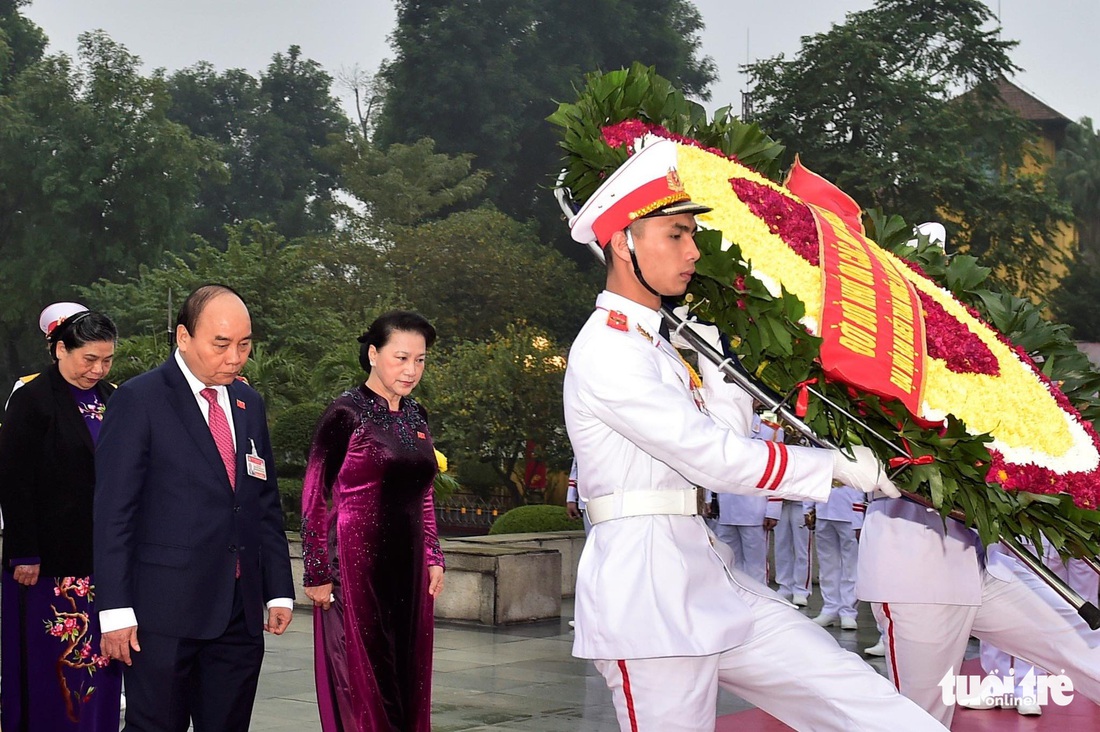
[93,356,294,639]
[0,364,114,576]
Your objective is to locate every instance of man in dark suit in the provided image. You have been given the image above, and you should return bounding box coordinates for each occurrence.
[94,284,294,731]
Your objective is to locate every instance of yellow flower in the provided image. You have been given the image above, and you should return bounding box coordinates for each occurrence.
[434,449,448,473]
[678,145,824,317]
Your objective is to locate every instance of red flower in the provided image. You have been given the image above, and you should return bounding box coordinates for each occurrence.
[729,178,820,266]
[601,120,741,163]
[917,293,999,376]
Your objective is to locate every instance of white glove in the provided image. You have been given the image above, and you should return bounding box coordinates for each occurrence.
[832,446,900,498]
[670,306,722,353]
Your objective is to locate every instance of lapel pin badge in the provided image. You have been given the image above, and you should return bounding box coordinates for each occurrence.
[236,399,246,410]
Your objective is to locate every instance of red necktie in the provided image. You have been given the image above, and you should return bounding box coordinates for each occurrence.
[200,388,236,489]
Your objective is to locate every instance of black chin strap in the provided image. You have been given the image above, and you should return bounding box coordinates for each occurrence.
[626,229,663,299]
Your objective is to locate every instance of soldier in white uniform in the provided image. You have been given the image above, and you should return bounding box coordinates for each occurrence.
[972,541,1100,716]
[806,485,864,629]
[766,498,814,605]
[759,419,813,606]
[564,138,942,731]
[707,489,769,585]
[857,497,1100,727]
[704,414,773,584]
[565,458,591,533]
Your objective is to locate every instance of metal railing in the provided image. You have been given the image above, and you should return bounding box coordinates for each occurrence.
[436,494,511,534]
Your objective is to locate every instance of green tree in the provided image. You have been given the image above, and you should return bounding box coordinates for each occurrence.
[78,221,378,411]
[1051,118,1100,338]
[0,0,46,92]
[426,324,570,506]
[1053,118,1100,262]
[334,135,489,227]
[376,0,716,239]
[165,46,350,244]
[745,0,1070,292]
[0,30,218,387]
[385,207,596,345]
[330,133,596,347]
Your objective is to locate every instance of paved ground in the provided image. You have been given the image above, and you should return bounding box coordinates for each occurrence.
[247,594,893,731]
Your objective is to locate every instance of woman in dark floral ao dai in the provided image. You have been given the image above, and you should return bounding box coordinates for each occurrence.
[0,311,123,730]
[302,311,445,731]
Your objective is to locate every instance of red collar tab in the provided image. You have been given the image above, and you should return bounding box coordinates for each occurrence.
[606,310,629,331]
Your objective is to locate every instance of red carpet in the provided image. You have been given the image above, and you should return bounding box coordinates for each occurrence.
[716,659,1100,731]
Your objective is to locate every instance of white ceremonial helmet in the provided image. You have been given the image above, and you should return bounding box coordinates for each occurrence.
[39,301,88,335]
[569,138,711,247]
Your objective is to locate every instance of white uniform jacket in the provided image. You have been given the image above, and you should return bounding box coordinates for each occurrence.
[856,497,1014,605]
[565,291,833,660]
[710,415,776,526]
[713,492,768,526]
[807,485,865,529]
[566,458,585,510]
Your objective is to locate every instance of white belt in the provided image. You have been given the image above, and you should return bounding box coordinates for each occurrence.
[585,489,699,525]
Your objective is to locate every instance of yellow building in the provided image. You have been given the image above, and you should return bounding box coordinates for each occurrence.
[986,77,1075,299]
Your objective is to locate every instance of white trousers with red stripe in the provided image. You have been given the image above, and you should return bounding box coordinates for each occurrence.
[978,551,1100,697]
[772,501,812,599]
[873,562,1100,727]
[593,589,942,731]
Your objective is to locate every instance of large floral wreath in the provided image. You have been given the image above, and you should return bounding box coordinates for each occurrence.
[550,63,1100,559]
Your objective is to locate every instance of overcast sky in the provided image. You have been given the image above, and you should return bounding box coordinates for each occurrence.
[20,0,1099,125]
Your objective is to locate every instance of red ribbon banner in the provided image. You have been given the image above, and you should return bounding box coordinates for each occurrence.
[815,207,927,417]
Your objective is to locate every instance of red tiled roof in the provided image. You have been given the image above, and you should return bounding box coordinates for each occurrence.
[991,77,1069,124]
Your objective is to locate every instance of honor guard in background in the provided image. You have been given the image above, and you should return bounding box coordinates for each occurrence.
[766,496,814,606]
[971,542,1100,716]
[563,138,941,731]
[758,417,813,606]
[858,497,1100,726]
[565,458,591,534]
[704,413,777,585]
[806,485,864,630]
[707,490,768,585]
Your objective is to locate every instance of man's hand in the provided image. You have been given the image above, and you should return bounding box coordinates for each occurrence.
[831,446,900,498]
[804,509,817,531]
[303,583,333,611]
[566,501,582,520]
[12,563,39,586]
[428,565,445,597]
[265,607,293,635]
[763,517,777,532]
[101,626,140,665]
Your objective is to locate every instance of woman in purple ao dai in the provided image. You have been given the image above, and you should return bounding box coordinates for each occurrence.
[302,311,445,731]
